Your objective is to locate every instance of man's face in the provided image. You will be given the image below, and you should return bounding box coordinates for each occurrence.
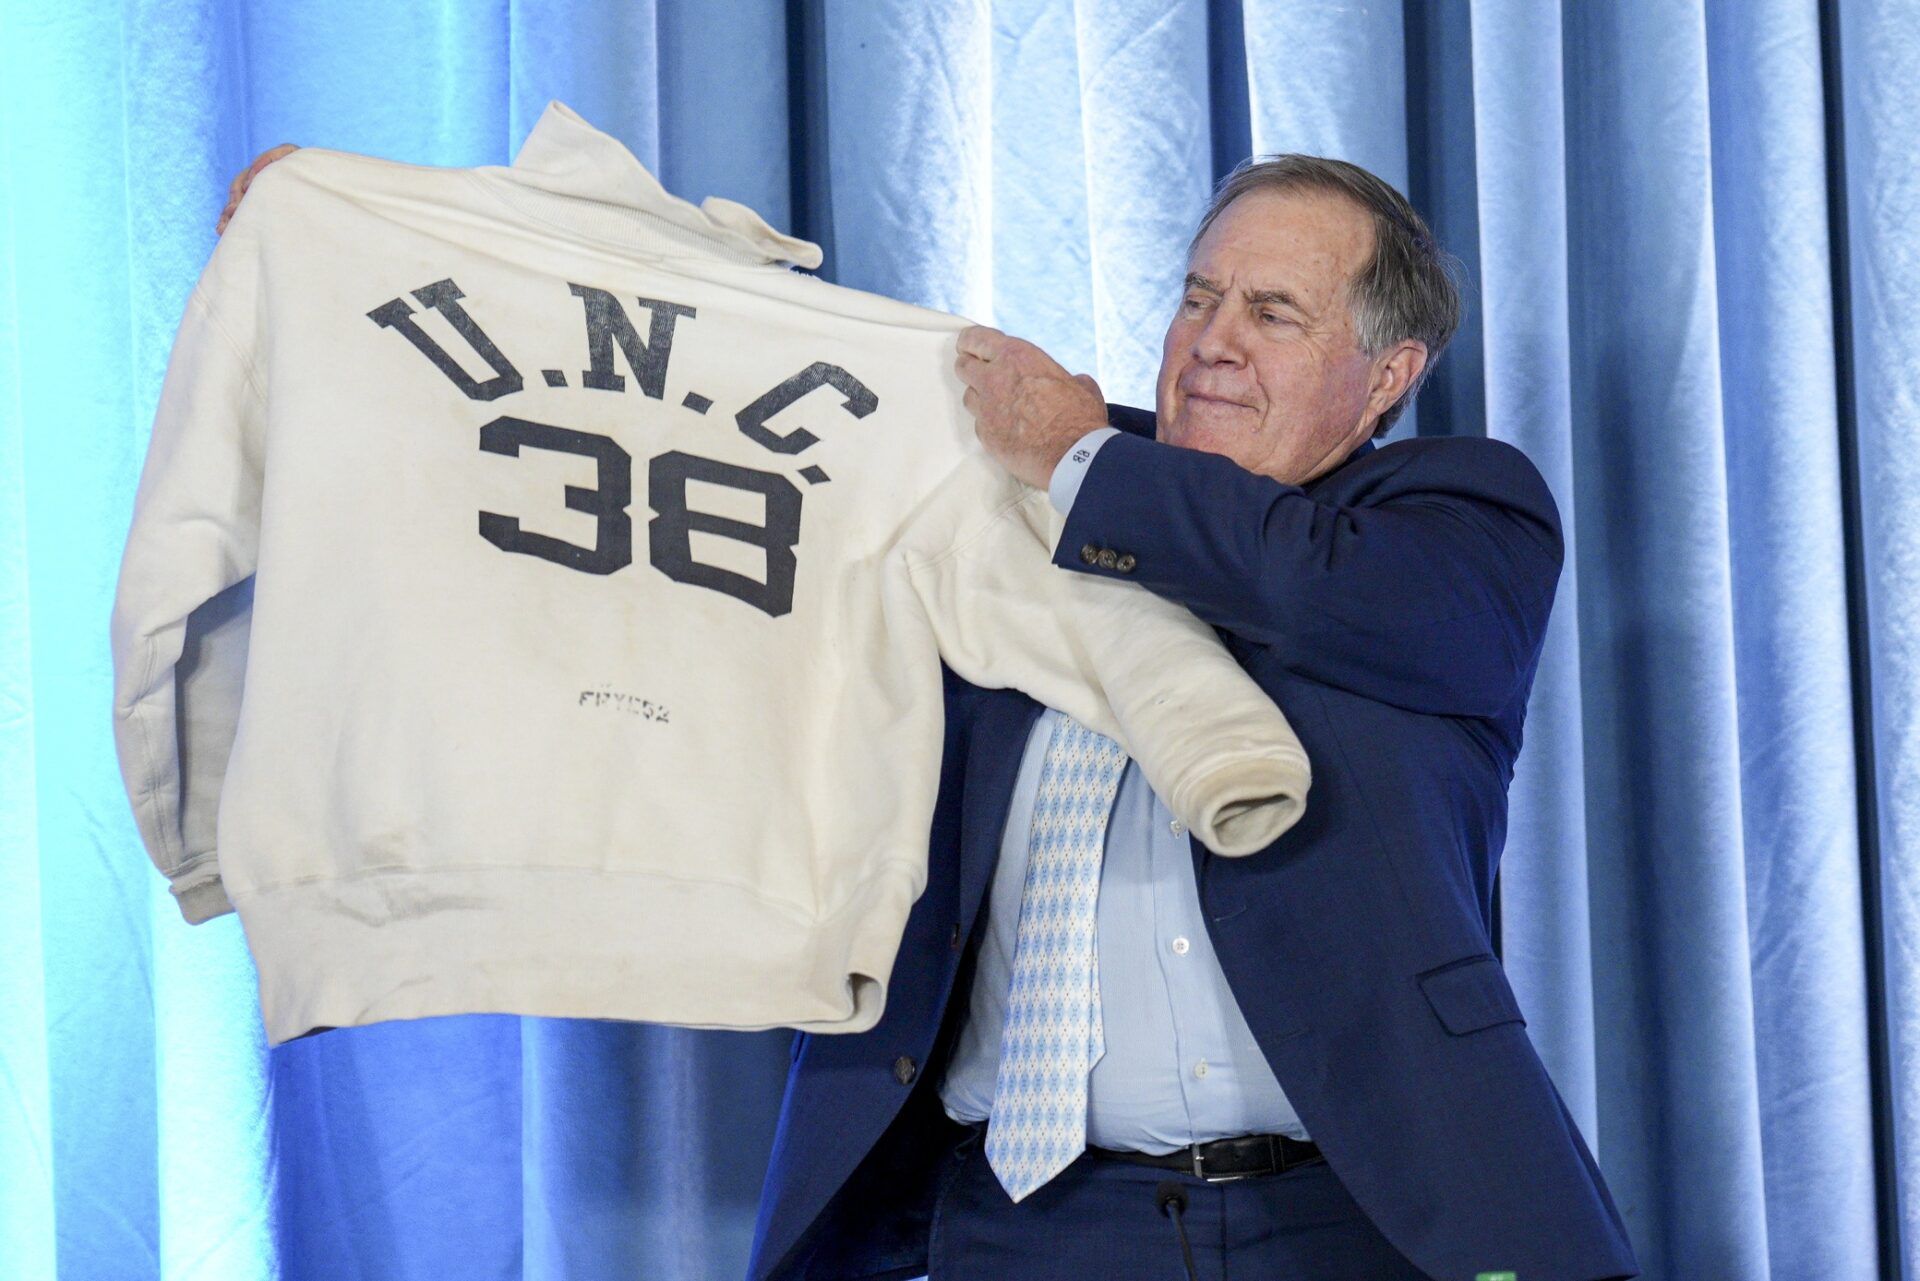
[1155,186,1391,485]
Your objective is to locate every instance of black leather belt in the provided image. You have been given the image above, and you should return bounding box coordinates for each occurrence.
[1087,1134,1323,1183]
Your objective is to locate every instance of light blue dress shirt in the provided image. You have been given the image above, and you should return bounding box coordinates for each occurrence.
[935,429,1309,1152]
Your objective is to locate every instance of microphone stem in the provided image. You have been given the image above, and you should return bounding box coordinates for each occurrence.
[1156,1183,1203,1281]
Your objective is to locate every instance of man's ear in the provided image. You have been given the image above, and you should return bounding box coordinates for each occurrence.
[1361,340,1429,432]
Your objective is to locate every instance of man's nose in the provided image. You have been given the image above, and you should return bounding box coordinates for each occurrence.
[1190,310,1245,365]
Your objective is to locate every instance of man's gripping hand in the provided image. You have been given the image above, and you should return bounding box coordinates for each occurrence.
[955,325,1109,490]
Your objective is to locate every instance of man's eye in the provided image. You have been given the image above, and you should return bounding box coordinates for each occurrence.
[1181,295,1208,312]
[1259,310,1284,325]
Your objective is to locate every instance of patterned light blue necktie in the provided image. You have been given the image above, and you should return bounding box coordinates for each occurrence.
[984,714,1128,1202]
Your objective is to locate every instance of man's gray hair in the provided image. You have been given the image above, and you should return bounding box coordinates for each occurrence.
[1189,155,1462,434]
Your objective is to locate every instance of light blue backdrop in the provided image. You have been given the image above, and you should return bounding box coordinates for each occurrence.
[1,2,1913,1278]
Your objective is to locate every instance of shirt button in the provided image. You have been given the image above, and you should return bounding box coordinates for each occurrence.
[1169,819,1186,838]
[893,1056,918,1085]
[1193,1059,1209,1079]
[1171,936,1190,955]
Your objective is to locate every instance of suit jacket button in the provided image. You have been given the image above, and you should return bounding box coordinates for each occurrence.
[1080,543,1100,565]
[1115,553,1137,572]
[950,923,962,950]
[893,1055,918,1085]
[1096,549,1118,569]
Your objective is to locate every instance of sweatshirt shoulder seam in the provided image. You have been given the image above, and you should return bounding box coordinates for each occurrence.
[188,283,269,405]
[901,485,1040,575]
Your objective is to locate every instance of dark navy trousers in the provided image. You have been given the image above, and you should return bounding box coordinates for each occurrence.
[923,1123,1433,1281]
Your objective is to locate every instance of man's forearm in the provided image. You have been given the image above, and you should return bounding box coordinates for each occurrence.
[1052,431,1564,719]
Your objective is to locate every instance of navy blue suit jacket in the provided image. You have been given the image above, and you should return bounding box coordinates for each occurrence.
[748,407,1639,1281]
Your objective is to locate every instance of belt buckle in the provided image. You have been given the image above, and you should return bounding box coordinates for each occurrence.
[1189,1143,1252,1184]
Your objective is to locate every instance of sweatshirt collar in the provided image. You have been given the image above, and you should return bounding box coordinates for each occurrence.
[487,99,822,269]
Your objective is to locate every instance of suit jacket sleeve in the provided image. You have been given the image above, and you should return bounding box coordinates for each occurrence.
[1052,429,1564,718]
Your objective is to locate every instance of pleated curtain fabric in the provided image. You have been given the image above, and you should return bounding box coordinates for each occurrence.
[1,2,1915,1278]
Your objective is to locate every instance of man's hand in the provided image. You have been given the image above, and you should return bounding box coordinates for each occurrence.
[216,144,301,234]
[955,326,1108,490]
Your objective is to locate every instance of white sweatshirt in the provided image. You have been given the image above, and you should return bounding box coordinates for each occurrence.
[110,100,1310,1045]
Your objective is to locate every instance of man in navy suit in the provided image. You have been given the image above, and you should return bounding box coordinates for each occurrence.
[748,157,1639,1281]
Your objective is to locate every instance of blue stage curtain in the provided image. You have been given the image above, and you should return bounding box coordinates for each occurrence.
[0,1,1911,1277]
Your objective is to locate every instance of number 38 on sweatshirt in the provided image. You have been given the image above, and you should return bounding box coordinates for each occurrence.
[109,100,1311,1045]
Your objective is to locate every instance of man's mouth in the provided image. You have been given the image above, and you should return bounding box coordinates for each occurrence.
[1183,390,1252,411]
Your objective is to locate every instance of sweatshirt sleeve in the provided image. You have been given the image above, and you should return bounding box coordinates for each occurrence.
[898,450,1310,856]
[109,239,267,924]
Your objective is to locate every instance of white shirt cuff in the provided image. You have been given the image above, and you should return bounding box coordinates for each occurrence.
[1047,427,1122,515]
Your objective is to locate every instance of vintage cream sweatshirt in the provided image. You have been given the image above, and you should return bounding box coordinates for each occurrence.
[110,100,1310,1045]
